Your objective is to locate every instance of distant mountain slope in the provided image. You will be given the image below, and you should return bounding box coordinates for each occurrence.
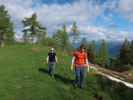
[74,40,122,57]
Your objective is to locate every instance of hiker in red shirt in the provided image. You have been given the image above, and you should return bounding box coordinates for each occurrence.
[71,44,89,88]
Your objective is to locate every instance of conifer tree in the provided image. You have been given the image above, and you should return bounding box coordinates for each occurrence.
[0,5,14,47]
[97,40,109,67]
[22,13,46,43]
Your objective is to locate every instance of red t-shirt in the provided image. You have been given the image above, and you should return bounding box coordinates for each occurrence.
[73,51,88,67]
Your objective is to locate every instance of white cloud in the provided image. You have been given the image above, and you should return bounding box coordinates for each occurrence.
[0,0,133,41]
[0,0,34,33]
[36,0,103,34]
[0,0,103,35]
[79,25,129,41]
[118,0,133,22]
[0,0,34,20]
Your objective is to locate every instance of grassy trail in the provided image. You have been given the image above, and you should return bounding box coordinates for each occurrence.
[0,45,101,100]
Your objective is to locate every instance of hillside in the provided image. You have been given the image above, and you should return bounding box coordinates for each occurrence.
[0,44,99,100]
[0,44,133,100]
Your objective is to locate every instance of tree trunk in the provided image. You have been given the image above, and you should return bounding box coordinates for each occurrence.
[0,32,5,48]
[23,32,27,43]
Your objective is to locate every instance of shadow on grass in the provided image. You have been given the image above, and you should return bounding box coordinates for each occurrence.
[38,68,74,85]
[39,68,49,75]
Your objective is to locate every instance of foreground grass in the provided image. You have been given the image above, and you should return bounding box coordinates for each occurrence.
[0,44,102,100]
[1,44,132,100]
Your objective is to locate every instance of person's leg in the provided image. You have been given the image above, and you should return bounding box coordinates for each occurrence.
[80,67,87,88]
[51,62,56,76]
[75,67,81,87]
[48,62,52,75]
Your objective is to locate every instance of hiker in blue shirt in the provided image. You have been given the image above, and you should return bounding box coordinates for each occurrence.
[46,48,58,77]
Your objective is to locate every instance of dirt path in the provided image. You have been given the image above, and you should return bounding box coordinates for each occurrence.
[91,65,133,89]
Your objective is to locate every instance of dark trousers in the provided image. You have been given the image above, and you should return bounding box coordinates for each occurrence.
[75,67,87,88]
[48,62,56,76]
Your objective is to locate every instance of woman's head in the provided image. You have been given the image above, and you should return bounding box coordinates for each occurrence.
[50,47,55,53]
[79,44,86,52]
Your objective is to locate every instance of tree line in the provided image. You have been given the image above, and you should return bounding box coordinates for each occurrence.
[0,5,133,71]
[81,38,133,71]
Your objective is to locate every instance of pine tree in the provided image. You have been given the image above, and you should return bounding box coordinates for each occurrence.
[53,24,71,51]
[130,40,133,65]
[0,5,14,47]
[119,38,131,65]
[70,21,79,46]
[88,40,97,64]
[53,29,62,48]
[22,13,46,43]
[80,38,88,47]
[97,40,109,67]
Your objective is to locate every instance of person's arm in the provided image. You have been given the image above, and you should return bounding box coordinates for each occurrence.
[86,58,90,68]
[71,56,75,70]
[55,56,58,63]
[86,59,90,67]
[46,56,49,64]
[85,53,90,72]
[86,58,90,72]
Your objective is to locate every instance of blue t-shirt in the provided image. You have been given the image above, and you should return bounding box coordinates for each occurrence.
[48,52,56,62]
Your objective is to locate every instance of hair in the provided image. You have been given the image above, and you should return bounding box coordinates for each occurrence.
[49,47,55,53]
[78,44,86,51]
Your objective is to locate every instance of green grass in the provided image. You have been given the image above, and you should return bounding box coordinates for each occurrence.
[1,44,133,100]
[0,44,112,100]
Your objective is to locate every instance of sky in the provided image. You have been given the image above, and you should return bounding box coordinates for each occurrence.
[0,0,133,41]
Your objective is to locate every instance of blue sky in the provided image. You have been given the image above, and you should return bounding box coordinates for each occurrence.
[0,0,133,41]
